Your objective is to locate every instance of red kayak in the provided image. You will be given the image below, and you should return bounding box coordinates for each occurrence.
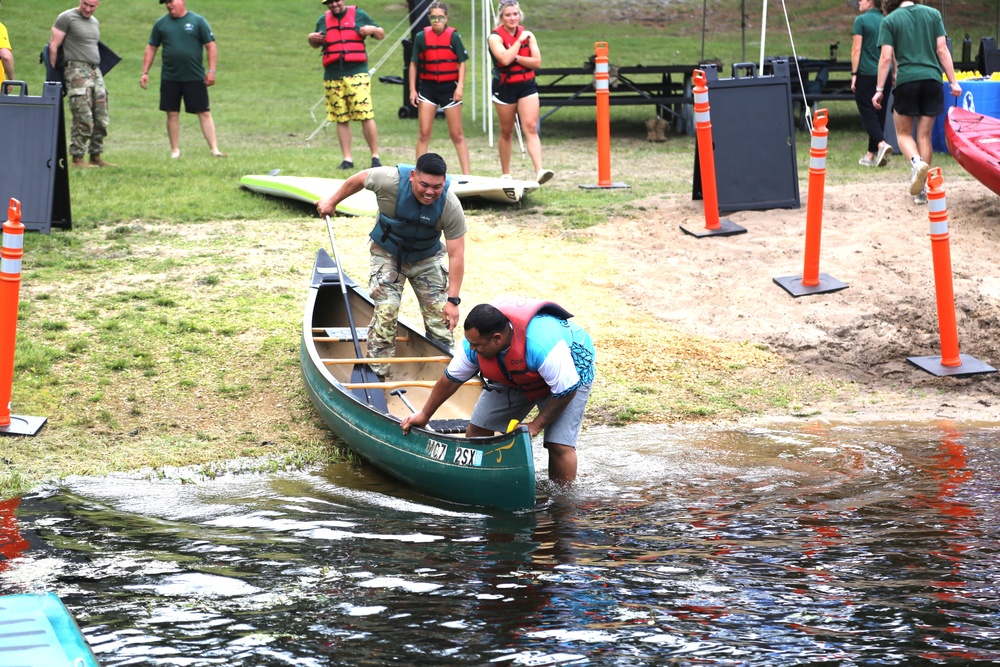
[944,106,1000,196]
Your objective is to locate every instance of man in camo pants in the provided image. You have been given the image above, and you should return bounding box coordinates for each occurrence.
[50,0,115,168]
[316,153,466,378]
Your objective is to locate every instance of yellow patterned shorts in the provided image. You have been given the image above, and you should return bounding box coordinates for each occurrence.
[324,73,375,123]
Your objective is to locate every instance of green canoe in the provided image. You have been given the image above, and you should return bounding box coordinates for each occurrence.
[300,249,537,511]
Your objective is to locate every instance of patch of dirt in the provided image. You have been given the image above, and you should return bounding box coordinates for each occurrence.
[592,178,1000,423]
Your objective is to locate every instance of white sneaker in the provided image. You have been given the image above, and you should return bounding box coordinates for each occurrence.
[909,159,929,196]
[536,169,554,185]
[914,189,928,205]
[500,173,512,180]
[875,142,893,167]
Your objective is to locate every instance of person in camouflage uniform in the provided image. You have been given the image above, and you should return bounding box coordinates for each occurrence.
[50,0,115,168]
[316,153,466,378]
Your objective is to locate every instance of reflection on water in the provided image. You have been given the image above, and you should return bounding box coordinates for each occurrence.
[2,421,1000,665]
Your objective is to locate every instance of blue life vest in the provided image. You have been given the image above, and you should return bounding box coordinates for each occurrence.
[369,165,451,264]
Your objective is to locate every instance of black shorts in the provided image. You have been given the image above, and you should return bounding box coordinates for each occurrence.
[416,79,461,109]
[160,79,211,114]
[491,78,538,105]
[891,79,944,118]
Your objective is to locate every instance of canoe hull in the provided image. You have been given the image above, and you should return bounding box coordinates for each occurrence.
[300,249,536,511]
[0,592,100,667]
[944,106,1000,196]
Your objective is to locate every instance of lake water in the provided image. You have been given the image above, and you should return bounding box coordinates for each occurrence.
[1,420,999,666]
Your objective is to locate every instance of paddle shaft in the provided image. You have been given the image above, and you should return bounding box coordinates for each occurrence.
[325,215,379,406]
[389,388,436,432]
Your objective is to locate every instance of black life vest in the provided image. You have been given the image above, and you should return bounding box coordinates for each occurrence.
[369,165,451,265]
[418,26,459,83]
[323,6,367,66]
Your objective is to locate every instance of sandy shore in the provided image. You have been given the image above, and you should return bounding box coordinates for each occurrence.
[591,177,1000,424]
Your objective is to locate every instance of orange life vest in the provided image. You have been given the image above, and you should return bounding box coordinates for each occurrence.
[491,26,534,85]
[323,6,367,66]
[476,297,573,400]
[419,26,460,83]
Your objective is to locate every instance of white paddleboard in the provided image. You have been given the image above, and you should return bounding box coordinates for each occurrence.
[239,174,378,217]
[240,172,542,213]
[450,174,541,203]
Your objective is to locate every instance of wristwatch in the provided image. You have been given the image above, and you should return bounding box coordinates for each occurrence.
[447,296,461,306]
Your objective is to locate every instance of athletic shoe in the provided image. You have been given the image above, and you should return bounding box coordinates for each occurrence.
[370,157,382,168]
[914,189,928,205]
[909,159,930,196]
[858,155,875,167]
[500,173,513,180]
[337,160,354,170]
[536,168,554,185]
[875,143,892,167]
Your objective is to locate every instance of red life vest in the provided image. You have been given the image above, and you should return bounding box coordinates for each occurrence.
[476,297,573,401]
[419,26,459,83]
[491,26,534,85]
[323,6,367,67]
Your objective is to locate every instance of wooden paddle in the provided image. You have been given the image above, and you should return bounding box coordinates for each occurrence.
[325,215,388,411]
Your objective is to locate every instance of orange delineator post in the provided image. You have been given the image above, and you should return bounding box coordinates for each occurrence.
[772,108,846,297]
[679,70,744,237]
[801,109,829,287]
[925,169,962,367]
[693,69,721,231]
[580,42,628,190]
[906,168,995,377]
[0,199,25,427]
[595,42,612,187]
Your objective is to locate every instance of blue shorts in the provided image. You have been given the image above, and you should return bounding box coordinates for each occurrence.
[416,79,461,109]
[471,383,591,448]
[892,79,944,118]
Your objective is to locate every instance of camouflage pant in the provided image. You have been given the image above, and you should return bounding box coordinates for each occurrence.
[64,61,109,157]
[366,243,452,376]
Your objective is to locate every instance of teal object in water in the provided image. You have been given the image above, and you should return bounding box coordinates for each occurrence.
[0,592,100,666]
[301,249,537,511]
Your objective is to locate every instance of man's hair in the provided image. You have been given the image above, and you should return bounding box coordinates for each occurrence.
[464,304,510,336]
[883,0,916,13]
[415,152,447,177]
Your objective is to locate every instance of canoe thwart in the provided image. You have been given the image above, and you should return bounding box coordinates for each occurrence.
[312,327,410,344]
[323,356,451,365]
[344,379,482,390]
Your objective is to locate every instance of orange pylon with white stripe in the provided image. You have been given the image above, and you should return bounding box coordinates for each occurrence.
[1,198,47,436]
[580,42,629,190]
[906,169,996,377]
[773,109,848,297]
[680,69,745,237]
[0,199,24,428]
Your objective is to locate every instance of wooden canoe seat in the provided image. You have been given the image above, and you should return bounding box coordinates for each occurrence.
[427,418,470,435]
[313,327,367,342]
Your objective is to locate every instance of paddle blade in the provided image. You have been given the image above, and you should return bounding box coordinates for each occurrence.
[350,364,388,411]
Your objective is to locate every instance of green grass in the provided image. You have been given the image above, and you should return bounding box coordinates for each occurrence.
[2,0,991,224]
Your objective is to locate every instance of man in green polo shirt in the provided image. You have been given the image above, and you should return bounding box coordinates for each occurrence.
[139,0,226,158]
